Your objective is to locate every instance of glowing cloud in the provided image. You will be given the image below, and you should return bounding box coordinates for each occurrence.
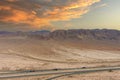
[0,0,100,29]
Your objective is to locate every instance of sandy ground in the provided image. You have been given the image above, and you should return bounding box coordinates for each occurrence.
[0,39,120,70]
[0,36,119,79]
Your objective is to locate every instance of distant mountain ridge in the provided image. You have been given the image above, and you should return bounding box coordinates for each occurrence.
[0,29,120,41]
[27,29,120,41]
[50,29,120,40]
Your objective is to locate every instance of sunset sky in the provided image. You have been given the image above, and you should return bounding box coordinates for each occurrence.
[0,0,120,31]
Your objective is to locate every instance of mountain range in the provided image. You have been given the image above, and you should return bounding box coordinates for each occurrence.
[27,29,120,41]
[0,29,120,41]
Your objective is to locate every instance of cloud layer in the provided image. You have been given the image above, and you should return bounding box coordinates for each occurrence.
[0,0,100,29]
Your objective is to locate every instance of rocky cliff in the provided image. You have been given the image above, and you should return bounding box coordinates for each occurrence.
[28,29,120,40]
[1,29,120,41]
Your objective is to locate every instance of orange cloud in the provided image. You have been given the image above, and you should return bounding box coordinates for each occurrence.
[6,0,18,2]
[0,6,11,10]
[0,0,100,29]
[0,5,50,27]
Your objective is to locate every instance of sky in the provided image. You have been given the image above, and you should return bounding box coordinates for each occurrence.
[0,0,120,31]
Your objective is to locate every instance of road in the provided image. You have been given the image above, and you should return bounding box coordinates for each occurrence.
[0,66,120,80]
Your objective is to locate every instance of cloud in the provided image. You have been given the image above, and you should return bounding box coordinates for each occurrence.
[95,3,107,8]
[6,0,18,2]
[0,0,100,29]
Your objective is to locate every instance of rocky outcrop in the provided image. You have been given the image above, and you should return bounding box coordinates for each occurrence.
[50,29,120,40]
[1,29,120,41]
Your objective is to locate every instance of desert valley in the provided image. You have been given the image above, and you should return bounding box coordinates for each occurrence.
[0,0,120,79]
[0,29,119,80]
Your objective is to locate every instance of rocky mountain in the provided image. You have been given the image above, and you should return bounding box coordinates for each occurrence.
[27,29,120,41]
[50,29,120,40]
[0,29,120,41]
